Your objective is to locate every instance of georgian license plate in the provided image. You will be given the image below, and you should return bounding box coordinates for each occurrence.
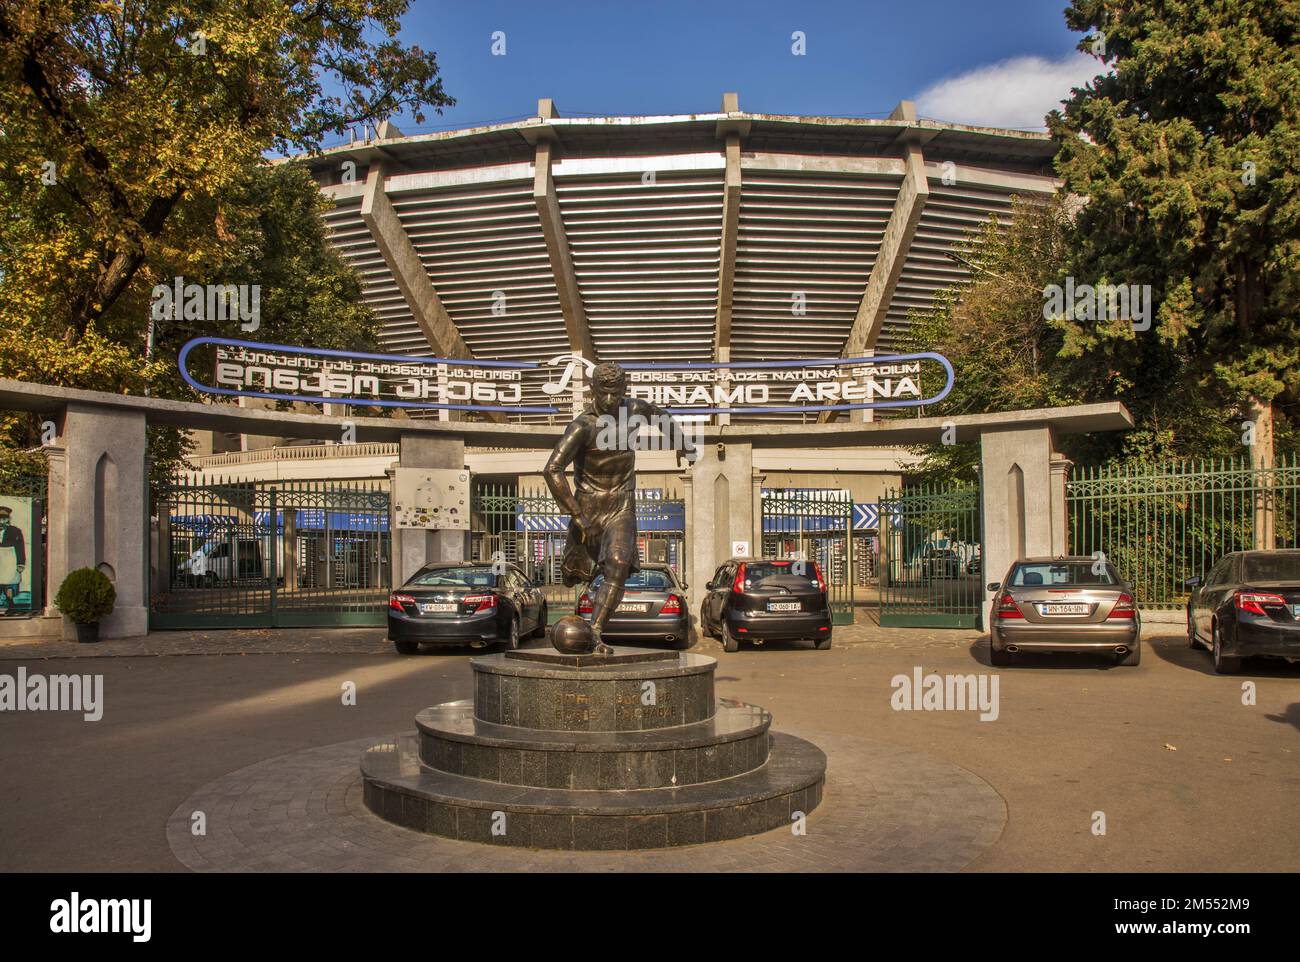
[767,601,800,612]
[420,603,457,613]
[618,603,649,613]
[1041,603,1088,615]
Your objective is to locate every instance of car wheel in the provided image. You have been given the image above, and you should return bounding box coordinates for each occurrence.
[1117,643,1140,666]
[1212,624,1240,674]
[814,634,832,650]
[505,617,520,651]
[532,604,548,638]
[1187,613,1199,649]
[393,640,419,655]
[721,624,740,653]
[990,642,1013,666]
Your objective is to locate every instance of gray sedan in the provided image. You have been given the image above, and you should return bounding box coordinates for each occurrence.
[988,556,1141,666]
[578,563,691,649]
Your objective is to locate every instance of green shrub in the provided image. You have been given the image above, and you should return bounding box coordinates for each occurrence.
[54,568,116,625]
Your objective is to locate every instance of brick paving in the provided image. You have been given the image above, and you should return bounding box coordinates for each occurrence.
[166,729,1006,872]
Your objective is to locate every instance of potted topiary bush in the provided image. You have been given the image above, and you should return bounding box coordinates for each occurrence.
[54,568,116,643]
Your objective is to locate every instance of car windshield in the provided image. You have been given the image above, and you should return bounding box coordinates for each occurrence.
[741,561,819,585]
[409,567,497,588]
[1243,553,1300,583]
[1010,562,1117,587]
[591,569,675,590]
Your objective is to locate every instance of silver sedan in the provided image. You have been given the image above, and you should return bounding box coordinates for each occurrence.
[988,556,1141,666]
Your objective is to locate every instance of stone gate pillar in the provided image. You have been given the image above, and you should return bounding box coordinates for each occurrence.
[979,425,1055,629]
[683,442,755,606]
[390,434,468,588]
[50,404,149,639]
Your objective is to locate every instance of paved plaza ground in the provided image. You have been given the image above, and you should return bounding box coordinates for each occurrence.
[1,620,1296,871]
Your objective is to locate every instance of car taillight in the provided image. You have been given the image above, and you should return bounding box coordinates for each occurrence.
[732,563,746,594]
[1108,593,1136,619]
[389,593,415,612]
[1236,590,1286,616]
[661,594,681,614]
[995,592,1023,619]
[578,593,593,614]
[463,594,497,613]
[813,562,826,593]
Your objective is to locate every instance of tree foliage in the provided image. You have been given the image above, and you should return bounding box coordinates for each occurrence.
[1049,0,1300,427]
[0,1,437,475]
[0,0,452,334]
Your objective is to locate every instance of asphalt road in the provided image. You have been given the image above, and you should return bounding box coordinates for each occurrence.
[1,627,1296,871]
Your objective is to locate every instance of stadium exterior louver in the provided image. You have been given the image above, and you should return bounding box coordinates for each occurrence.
[298,96,1059,425]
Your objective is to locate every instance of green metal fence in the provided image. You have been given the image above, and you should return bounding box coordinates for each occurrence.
[151,476,391,628]
[878,481,983,628]
[0,473,47,616]
[760,488,855,624]
[470,482,686,624]
[1067,454,1300,609]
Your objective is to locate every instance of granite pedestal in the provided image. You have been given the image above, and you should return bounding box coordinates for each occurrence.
[361,646,826,850]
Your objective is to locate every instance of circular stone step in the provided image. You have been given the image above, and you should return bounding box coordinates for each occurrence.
[472,649,716,732]
[361,731,825,850]
[417,698,772,789]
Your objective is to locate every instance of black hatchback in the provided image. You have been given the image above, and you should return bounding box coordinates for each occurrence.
[388,563,547,654]
[1186,549,1300,673]
[699,558,832,652]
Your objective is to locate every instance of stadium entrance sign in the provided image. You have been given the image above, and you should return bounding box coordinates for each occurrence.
[179,337,954,416]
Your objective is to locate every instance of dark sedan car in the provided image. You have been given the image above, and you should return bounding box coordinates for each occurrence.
[577,563,690,648]
[388,562,547,654]
[1186,549,1300,674]
[699,558,832,652]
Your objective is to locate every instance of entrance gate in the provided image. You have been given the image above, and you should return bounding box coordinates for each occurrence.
[760,489,854,624]
[471,483,686,623]
[151,477,391,628]
[878,481,982,628]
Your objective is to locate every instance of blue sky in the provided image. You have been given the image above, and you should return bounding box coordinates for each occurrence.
[374,0,1097,138]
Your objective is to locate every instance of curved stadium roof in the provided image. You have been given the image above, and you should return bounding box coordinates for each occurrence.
[299,98,1060,423]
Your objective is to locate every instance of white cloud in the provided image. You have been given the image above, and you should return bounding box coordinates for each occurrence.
[914,53,1101,130]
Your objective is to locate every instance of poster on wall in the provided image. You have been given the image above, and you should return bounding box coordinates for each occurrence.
[393,468,470,530]
[0,495,33,613]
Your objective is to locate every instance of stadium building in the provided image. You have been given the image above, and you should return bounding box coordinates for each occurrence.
[179,95,1060,618]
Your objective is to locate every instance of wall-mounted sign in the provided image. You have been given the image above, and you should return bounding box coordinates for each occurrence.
[393,469,469,530]
[731,541,751,558]
[178,337,954,416]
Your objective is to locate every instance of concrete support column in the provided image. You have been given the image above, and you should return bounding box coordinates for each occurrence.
[1049,454,1073,556]
[390,434,468,588]
[979,426,1055,628]
[684,443,754,610]
[53,404,149,639]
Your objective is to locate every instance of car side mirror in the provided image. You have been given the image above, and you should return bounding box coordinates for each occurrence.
[1184,576,1201,588]
[705,580,716,590]
[680,582,689,591]
[986,582,1001,592]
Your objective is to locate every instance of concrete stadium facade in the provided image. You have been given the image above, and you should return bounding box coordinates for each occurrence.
[187,95,1060,501]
